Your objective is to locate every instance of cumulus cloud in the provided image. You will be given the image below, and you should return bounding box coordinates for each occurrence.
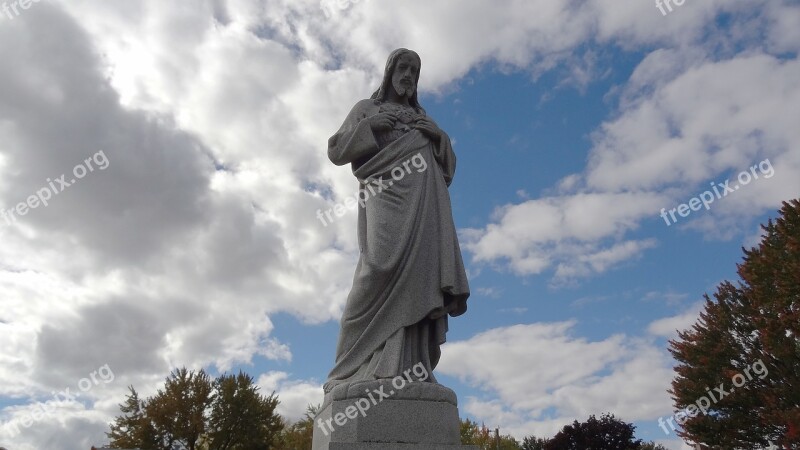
[462,192,665,281]
[648,302,704,339]
[257,371,323,422]
[462,51,800,281]
[438,321,675,439]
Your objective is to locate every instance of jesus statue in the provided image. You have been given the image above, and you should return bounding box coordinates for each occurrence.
[323,48,471,394]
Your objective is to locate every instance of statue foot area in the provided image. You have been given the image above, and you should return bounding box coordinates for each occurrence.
[312,379,476,450]
[323,378,457,408]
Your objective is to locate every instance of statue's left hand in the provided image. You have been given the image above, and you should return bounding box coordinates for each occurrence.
[412,117,442,143]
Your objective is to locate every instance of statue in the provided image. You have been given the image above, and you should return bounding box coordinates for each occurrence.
[324,48,471,393]
[313,48,475,450]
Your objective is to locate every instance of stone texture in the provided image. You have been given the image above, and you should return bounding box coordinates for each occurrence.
[324,378,458,406]
[313,382,473,450]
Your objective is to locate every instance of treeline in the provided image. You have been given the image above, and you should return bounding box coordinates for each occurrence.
[107,379,665,450]
[106,368,310,450]
[105,375,662,450]
[461,413,668,450]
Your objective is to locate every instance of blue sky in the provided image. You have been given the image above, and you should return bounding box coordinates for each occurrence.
[0,1,798,449]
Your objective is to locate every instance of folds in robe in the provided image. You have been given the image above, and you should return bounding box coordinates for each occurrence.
[324,99,470,393]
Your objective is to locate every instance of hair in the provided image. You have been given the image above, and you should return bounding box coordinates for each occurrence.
[371,48,424,113]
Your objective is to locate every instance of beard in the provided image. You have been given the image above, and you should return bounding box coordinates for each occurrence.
[393,80,415,98]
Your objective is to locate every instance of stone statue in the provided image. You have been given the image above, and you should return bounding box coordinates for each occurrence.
[313,48,475,450]
[325,47,471,392]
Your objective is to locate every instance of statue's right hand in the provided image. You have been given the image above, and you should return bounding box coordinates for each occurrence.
[368,112,397,132]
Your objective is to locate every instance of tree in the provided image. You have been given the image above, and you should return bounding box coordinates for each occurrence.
[206,371,283,449]
[461,419,490,448]
[460,418,521,449]
[145,368,214,450]
[495,435,522,450]
[521,436,548,450]
[108,368,283,450]
[639,443,670,450]
[669,200,800,448]
[108,386,160,449]
[544,413,641,450]
[275,404,318,450]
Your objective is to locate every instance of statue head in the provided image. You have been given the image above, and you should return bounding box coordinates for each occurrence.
[371,48,424,111]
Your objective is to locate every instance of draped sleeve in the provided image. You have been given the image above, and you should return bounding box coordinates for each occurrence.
[430,124,456,187]
[327,99,381,167]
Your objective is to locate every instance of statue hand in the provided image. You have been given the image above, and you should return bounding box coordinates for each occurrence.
[412,117,442,142]
[369,112,397,132]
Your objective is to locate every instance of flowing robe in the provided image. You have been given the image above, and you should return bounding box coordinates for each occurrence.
[324,99,470,393]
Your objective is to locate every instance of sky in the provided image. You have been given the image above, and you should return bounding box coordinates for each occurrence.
[0,0,798,449]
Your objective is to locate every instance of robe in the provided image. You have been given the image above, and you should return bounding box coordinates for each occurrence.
[324,99,470,393]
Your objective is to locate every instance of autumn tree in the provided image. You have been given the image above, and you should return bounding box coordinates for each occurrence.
[107,386,160,449]
[146,368,214,450]
[206,371,283,449]
[108,367,282,450]
[669,200,800,448]
[544,413,641,450]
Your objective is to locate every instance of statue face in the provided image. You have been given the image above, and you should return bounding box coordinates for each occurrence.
[391,53,419,99]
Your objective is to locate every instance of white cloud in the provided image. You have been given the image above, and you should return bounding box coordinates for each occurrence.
[475,287,503,299]
[588,54,800,195]
[257,372,323,422]
[462,50,800,280]
[648,303,704,339]
[0,402,110,450]
[463,192,665,281]
[438,321,675,439]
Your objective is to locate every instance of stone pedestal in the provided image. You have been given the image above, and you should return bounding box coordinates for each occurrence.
[312,379,477,450]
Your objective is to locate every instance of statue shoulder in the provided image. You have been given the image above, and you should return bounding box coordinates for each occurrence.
[334,99,380,130]
[347,99,380,118]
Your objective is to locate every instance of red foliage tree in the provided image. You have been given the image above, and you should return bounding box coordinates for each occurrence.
[669,199,800,448]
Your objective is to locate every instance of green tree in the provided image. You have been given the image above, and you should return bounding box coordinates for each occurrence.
[108,386,160,449]
[108,368,283,450]
[544,413,641,450]
[496,435,522,450]
[109,368,213,449]
[461,418,491,448]
[206,371,283,449]
[460,418,521,449]
[521,436,548,449]
[639,443,669,450]
[145,368,214,450]
[669,200,800,448]
[275,404,318,450]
